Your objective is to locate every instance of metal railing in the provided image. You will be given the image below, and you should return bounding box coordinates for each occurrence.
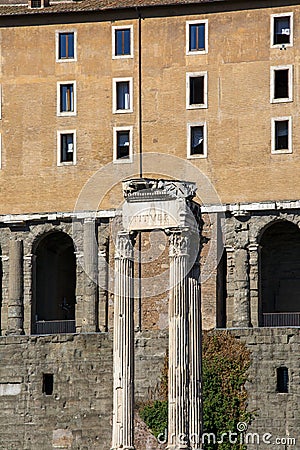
[35,320,76,335]
[262,312,300,327]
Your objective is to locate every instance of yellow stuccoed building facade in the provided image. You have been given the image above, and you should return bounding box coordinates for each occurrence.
[0,0,298,449]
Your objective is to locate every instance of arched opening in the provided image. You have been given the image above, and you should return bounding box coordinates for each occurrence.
[33,231,76,334]
[260,221,300,327]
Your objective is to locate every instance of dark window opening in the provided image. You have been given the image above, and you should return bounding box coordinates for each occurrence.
[277,367,289,393]
[43,373,54,395]
[116,81,130,110]
[191,126,204,155]
[274,70,289,99]
[190,76,204,105]
[274,17,291,45]
[275,120,289,150]
[60,84,74,112]
[59,33,74,59]
[60,133,74,163]
[115,29,131,56]
[189,23,205,51]
[116,131,130,159]
[31,0,41,7]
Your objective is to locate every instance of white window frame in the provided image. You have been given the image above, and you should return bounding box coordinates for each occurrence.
[271,116,292,154]
[57,130,77,166]
[113,126,133,163]
[112,77,133,114]
[112,25,134,59]
[270,12,293,49]
[187,122,207,159]
[186,72,208,109]
[270,65,293,103]
[55,30,77,63]
[57,81,77,116]
[186,20,208,55]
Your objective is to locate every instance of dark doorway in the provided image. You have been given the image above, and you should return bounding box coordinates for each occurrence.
[260,221,300,327]
[216,249,227,328]
[33,232,76,334]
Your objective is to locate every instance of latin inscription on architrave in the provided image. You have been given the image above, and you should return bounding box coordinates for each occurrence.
[122,201,180,231]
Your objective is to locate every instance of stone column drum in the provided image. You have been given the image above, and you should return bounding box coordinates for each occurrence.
[7,237,24,335]
[111,232,135,450]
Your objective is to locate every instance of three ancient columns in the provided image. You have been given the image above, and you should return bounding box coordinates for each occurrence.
[111,228,202,450]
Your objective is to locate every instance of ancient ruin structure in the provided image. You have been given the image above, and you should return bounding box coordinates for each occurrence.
[0,0,298,448]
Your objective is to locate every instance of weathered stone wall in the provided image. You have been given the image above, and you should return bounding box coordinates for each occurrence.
[231,328,300,449]
[0,331,168,450]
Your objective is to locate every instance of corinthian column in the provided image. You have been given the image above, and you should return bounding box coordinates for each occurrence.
[7,238,24,335]
[83,219,98,332]
[111,232,135,450]
[168,230,190,450]
[188,258,202,448]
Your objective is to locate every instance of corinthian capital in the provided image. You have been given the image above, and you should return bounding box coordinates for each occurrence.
[115,232,135,259]
[169,230,190,257]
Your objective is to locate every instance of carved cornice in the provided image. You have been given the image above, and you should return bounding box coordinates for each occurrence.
[122,178,197,202]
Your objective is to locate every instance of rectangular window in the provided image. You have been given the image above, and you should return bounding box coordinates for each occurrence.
[186,72,207,109]
[187,123,207,158]
[113,78,133,113]
[113,127,133,163]
[57,130,76,165]
[272,117,292,154]
[271,66,292,103]
[56,31,76,61]
[42,374,54,396]
[271,13,293,47]
[57,81,76,116]
[277,367,289,393]
[186,20,208,55]
[112,25,133,58]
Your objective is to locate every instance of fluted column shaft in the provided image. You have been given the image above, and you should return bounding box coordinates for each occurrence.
[168,231,189,450]
[112,232,135,450]
[83,219,98,332]
[188,260,202,448]
[7,238,24,335]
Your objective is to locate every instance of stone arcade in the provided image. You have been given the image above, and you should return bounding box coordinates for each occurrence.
[111,179,202,450]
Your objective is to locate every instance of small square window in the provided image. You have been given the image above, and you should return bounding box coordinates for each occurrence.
[113,78,133,113]
[112,25,133,59]
[187,123,207,158]
[57,130,76,165]
[186,20,208,55]
[56,31,76,61]
[187,72,207,109]
[113,127,133,163]
[57,81,76,116]
[271,66,292,103]
[271,13,293,48]
[272,117,292,154]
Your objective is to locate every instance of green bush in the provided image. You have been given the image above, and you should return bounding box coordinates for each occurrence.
[138,331,252,449]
